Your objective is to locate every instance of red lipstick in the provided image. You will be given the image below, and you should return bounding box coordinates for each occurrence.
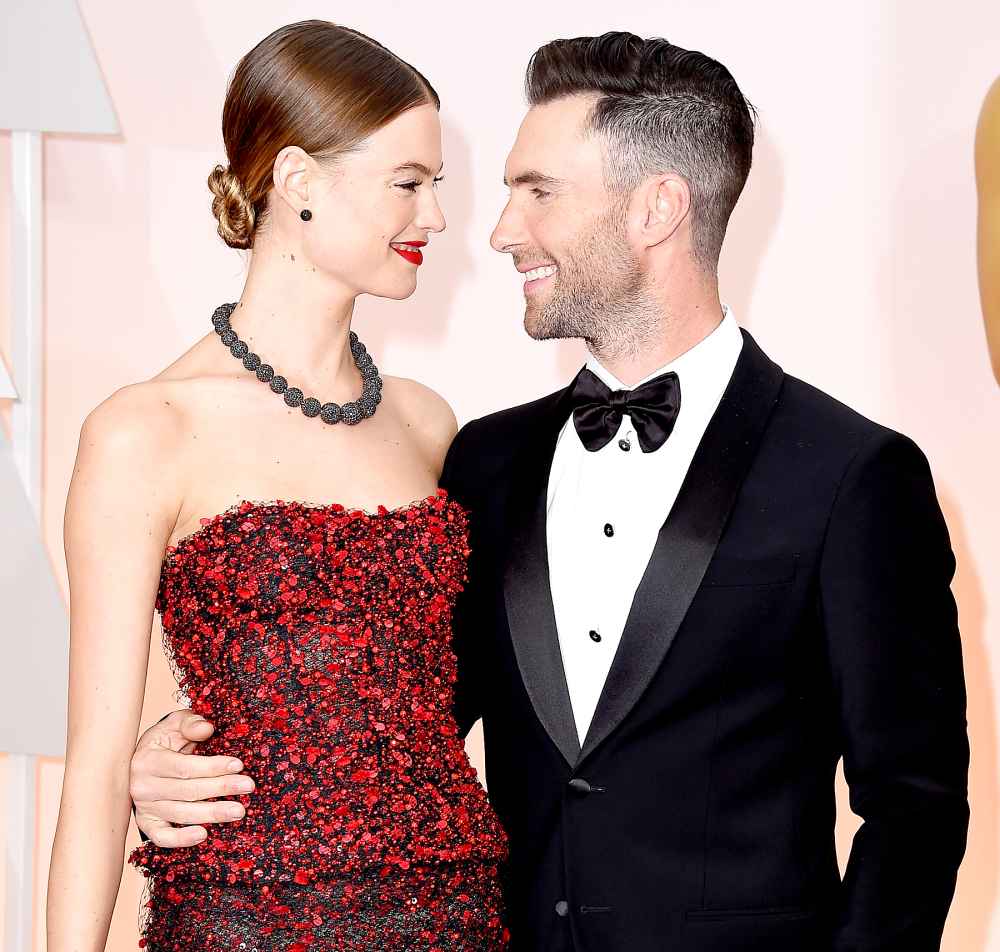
[391,240,427,266]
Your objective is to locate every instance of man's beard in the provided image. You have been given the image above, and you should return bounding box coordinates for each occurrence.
[522,203,658,362]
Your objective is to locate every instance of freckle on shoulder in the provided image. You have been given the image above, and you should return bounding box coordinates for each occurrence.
[390,377,457,439]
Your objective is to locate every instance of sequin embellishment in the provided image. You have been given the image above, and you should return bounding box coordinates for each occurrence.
[128,490,510,950]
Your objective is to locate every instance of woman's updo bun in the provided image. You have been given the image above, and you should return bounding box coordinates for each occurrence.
[208,165,255,249]
[210,20,439,250]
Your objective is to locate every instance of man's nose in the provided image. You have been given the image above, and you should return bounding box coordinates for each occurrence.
[490,200,520,253]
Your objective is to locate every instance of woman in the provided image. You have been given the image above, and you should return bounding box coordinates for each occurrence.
[46,20,510,952]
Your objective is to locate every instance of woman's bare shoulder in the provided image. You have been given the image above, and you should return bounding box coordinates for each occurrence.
[95,333,244,437]
[381,375,458,468]
[83,380,180,442]
[382,375,457,433]
[82,378,188,448]
[67,380,191,555]
[75,377,201,508]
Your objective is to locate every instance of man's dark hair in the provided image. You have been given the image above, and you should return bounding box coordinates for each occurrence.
[525,32,756,274]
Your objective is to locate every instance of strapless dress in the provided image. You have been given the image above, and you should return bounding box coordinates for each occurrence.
[128,489,509,951]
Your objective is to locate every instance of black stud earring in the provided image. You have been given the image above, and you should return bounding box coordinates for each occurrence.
[300,208,312,221]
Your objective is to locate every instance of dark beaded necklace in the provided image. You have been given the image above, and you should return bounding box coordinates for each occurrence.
[211,302,382,425]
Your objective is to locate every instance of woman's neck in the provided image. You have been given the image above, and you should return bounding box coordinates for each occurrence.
[226,240,362,401]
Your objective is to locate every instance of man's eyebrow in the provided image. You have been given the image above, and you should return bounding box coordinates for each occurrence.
[391,161,445,176]
[503,170,565,188]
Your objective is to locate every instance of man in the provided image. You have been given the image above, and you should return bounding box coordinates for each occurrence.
[129,32,969,950]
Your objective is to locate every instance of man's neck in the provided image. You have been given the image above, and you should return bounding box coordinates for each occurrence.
[588,293,726,388]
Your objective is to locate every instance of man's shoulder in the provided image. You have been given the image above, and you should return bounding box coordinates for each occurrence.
[781,372,881,428]
[776,371,923,469]
[460,386,569,445]
[443,386,569,495]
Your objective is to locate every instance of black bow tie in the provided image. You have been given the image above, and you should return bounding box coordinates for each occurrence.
[568,366,682,453]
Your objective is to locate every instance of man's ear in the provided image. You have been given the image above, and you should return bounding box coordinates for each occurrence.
[271,145,312,216]
[634,173,691,249]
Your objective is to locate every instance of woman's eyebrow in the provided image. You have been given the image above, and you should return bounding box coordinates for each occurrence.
[391,161,445,176]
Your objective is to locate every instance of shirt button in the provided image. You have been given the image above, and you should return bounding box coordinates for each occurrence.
[555,900,570,917]
[589,630,602,643]
[604,523,614,537]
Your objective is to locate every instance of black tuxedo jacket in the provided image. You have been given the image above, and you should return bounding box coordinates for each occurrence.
[439,330,969,952]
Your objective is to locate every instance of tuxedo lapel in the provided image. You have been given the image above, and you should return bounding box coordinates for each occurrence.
[577,330,785,765]
[502,385,582,768]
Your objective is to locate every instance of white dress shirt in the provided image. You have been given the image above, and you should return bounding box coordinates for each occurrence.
[546,305,744,744]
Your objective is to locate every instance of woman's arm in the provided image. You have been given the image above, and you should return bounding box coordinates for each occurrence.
[976,75,1000,386]
[46,385,182,952]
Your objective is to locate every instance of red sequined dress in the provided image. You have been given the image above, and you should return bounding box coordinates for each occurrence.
[128,489,510,951]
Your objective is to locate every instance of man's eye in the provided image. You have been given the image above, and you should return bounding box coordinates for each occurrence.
[532,188,550,199]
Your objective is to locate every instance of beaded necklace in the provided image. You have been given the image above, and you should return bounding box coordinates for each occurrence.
[211,302,382,425]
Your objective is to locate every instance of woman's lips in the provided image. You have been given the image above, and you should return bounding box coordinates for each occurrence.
[391,242,425,266]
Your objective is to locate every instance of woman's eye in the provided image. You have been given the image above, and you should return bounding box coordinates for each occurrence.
[532,188,550,200]
[398,177,444,193]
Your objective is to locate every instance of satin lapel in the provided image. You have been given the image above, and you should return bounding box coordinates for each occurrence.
[577,330,785,766]
[502,384,582,768]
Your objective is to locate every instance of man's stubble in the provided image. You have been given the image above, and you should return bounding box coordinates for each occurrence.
[522,199,661,365]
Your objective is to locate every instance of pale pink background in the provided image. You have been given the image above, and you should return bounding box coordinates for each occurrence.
[1,1,998,949]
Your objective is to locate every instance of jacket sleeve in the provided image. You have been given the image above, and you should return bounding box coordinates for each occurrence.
[820,430,969,951]
[439,421,485,738]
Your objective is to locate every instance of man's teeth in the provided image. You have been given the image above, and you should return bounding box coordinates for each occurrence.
[524,265,558,281]
[394,243,421,253]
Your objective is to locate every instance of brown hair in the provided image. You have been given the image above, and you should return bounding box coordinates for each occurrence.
[208,20,440,249]
[525,32,755,274]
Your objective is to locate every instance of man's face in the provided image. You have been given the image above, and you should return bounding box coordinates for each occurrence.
[491,94,648,344]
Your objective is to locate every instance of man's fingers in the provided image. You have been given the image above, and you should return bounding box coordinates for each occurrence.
[176,710,215,743]
[137,798,246,827]
[136,709,215,755]
[134,747,244,781]
[167,773,255,802]
[130,746,253,806]
[157,709,215,746]
[135,816,209,850]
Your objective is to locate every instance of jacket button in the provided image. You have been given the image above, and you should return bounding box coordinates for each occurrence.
[568,777,592,795]
[555,900,570,917]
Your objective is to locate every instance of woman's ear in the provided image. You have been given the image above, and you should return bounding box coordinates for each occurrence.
[271,146,311,215]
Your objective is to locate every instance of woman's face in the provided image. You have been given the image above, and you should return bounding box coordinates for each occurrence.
[304,103,446,300]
